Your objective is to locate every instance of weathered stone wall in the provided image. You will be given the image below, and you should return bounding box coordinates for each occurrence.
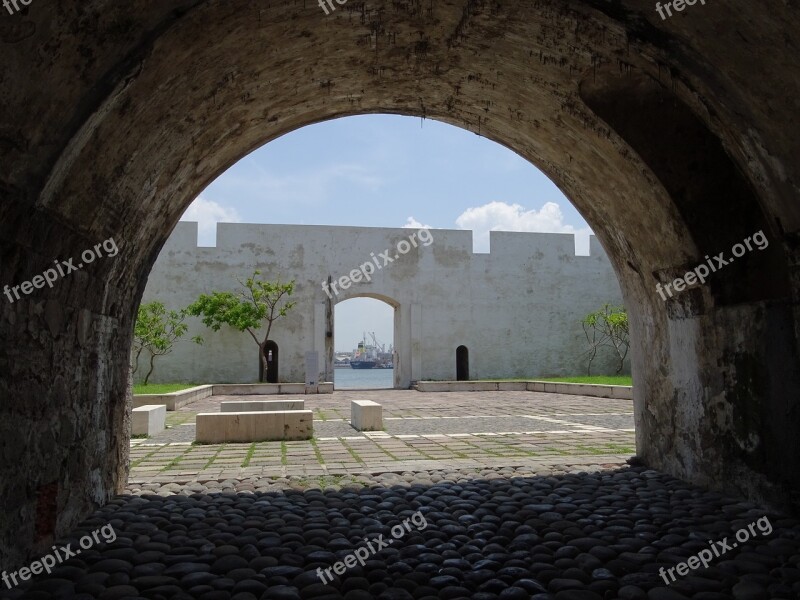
[1,0,799,569]
[138,222,627,386]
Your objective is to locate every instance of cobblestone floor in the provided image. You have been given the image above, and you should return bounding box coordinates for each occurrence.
[129,391,635,484]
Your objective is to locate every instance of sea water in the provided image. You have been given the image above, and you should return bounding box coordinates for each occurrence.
[334,368,393,389]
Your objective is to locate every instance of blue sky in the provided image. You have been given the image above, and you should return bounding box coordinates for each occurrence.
[181,114,592,353]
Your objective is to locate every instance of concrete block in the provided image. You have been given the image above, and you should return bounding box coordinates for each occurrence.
[195,410,313,443]
[220,400,304,412]
[351,400,383,431]
[132,405,166,436]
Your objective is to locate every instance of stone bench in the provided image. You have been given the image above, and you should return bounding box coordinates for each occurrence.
[132,405,166,436]
[220,400,304,412]
[195,411,313,443]
[351,400,383,432]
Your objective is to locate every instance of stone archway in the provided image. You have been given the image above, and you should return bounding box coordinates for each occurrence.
[330,293,406,389]
[1,0,799,567]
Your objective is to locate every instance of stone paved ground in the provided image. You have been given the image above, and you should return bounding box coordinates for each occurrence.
[7,393,800,599]
[128,391,636,484]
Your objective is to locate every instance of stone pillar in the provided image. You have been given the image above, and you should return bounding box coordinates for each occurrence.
[410,303,422,385]
[393,303,412,389]
[0,213,132,570]
[315,301,330,383]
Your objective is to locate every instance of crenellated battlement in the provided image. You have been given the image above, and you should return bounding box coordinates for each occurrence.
[166,222,609,263]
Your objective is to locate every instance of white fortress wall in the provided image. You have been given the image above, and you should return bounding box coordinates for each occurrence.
[137,222,628,385]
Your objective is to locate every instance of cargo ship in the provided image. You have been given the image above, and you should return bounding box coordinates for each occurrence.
[350,337,378,369]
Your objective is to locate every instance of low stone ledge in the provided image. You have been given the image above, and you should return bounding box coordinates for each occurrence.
[133,385,214,411]
[415,381,500,392]
[415,380,632,399]
[196,410,313,443]
[526,381,633,400]
[496,382,529,391]
[212,383,334,395]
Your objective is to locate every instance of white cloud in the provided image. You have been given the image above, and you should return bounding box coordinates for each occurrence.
[181,196,242,246]
[455,201,593,254]
[403,216,432,229]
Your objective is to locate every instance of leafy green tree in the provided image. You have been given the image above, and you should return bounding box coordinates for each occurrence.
[187,271,296,383]
[581,304,630,375]
[133,301,202,385]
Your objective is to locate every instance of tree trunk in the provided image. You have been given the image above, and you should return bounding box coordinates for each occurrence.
[132,346,144,375]
[144,352,156,385]
[259,342,268,383]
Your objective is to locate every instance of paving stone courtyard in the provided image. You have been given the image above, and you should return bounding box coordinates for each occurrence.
[6,391,800,599]
[128,390,637,485]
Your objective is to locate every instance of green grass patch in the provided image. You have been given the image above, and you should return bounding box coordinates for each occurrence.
[130,446,165,468]
[202,444,226,469]
[163,448,192,470]
[537,376,632,386]
[570,443,635,455]
[339,439,366,465]
[133,383,201,395]
[309,438,326,465]
[241,442,257,467]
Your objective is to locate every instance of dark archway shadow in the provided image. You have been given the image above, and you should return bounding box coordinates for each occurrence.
[259,341,279,384]
[456,346,469,381]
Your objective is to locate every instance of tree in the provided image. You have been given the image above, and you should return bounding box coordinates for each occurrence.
[581,304,630,375]
[187,271,296,383]
[133,301,202,385]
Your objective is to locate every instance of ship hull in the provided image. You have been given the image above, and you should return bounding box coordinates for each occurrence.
[350,361,377,369]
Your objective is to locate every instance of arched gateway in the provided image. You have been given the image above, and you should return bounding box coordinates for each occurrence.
[0,0,798,568]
